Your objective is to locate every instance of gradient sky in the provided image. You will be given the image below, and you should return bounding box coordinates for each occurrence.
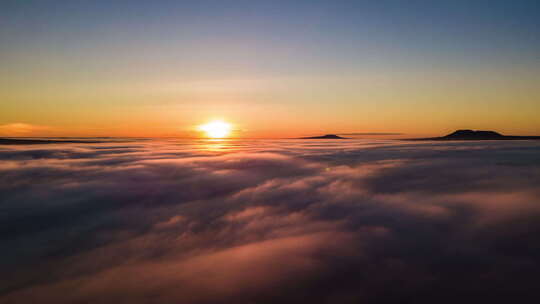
[1,0,539,137]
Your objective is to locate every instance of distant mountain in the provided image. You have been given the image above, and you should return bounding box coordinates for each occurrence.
[411,129,540,141]
[299,134,347,139]
[443,130,504,140]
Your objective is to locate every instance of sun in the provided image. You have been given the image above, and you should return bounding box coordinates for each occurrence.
[197,120,232,138]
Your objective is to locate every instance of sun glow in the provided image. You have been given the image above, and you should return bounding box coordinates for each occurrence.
[198,120,232,138]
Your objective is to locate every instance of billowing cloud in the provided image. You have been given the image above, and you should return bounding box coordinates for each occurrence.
[1,139,540,303]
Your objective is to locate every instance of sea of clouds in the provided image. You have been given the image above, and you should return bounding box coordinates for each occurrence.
[1,139,540,304]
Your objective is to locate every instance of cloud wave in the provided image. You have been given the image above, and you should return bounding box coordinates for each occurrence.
[1,139,540,303]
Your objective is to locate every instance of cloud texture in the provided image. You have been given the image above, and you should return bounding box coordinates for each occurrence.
[1,139,540,303]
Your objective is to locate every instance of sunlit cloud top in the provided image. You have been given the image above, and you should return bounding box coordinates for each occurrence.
[2,138,540,302]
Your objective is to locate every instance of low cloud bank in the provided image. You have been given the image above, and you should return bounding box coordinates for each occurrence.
[1,140,540,303]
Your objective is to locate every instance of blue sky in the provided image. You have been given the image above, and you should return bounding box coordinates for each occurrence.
[1,0,539,137]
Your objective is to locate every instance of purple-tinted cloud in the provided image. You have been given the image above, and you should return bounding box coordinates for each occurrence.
[1,139,540,303]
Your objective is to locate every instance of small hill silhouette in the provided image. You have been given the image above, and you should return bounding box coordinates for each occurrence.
[299,134,347,139]
[411,129,540,141]
[443,130,504,140]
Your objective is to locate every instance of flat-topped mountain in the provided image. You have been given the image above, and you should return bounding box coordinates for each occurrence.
[299,134,347,139]
[443,130,504,140]
[411,129,540,141]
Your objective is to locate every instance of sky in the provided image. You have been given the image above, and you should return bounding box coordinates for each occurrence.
[2,138,540,303]
[1,0,539,137]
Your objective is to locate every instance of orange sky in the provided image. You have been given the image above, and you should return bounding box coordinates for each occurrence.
[2,69,539,138]
[1,1,540,138]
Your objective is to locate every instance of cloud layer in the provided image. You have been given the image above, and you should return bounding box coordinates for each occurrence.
[1,139,540,303]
